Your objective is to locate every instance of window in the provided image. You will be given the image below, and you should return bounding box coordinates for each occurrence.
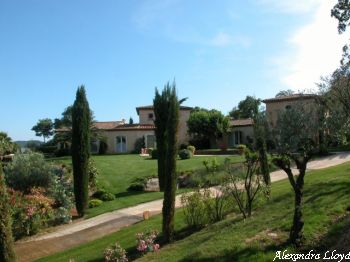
[116,136,127,153]
[285,105,292,110]
[146,135,156,148]
[148,113,154,119]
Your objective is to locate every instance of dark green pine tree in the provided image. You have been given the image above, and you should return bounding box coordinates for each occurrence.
[0,164,16,262]
[71,86,91,217]
[153,88,170,191]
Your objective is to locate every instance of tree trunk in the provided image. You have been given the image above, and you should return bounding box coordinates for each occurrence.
[290,186,304,246]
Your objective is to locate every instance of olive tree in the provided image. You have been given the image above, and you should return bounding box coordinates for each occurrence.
[272,101,322,246]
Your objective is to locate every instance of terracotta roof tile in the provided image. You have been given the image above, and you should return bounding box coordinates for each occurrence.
[230,118,254,126]
[113,124,155,130]
[136,105,193,114]
[262,94,317,103]
[93,121,125,130]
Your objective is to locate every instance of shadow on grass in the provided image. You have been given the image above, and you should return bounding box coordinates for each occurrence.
[179,242,289,262]
[308,212,350,253]
[114,191,153,198]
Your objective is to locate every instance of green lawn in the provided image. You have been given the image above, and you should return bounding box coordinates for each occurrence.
[50,154,244,218]
[37,161,350,262]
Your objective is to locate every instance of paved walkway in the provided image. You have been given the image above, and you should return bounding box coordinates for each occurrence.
[14,152,350,262]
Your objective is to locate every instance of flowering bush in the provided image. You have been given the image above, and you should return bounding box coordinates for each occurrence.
[104,242,128,262]
[50,165,73,224]
[136,229,160,253]
[8,187,54,239]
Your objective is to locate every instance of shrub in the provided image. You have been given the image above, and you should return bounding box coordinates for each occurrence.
[179,149,192,160]
[88,199,103,208]
[151,149,158,159]
[104,242,128,262]
[177,170,195,188]
[0,165,16,262]
[54,147,70,157]
[133,137,145,154]
[136,229,160,253]
[203,188,230,223]
[88,159,99,193]
[92,189,115,201]
[181,190,210,229]
[187,145,196,155]
[236,144,247,155]
[4,152,54,193]
[37,145,57,154]
[127,183,144,191]
[50,165,74,224]
[9,187,55,239]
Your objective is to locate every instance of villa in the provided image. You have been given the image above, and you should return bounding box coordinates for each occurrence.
[82,105,192,154]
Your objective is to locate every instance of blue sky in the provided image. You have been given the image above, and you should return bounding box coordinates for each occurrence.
[0,0,348,141]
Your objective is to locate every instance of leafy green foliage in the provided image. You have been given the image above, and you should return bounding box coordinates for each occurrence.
[0,165,16,262]
[253,112,271,187]
[89,199,103,208]
[71,86,91,217]
[92,189,115,201]
[0,132,17,157]
[224,151,264,219]
[275,89,294,97]
[181,188,229,230]
[32,118,54,143]
[186,145,196,155]
[133,136,145,154]
[179,149,192,160]
[331,0,350,34]
[229,96,261,119]
[4,152,54,193]
[272,100,323,246]
[187,109,230,148]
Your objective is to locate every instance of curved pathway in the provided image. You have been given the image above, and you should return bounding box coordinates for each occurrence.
[14,152,350,262]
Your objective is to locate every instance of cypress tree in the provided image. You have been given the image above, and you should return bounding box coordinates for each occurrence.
[153,82,181,243]
[71,86,91,217]
[153,88,170,191]
[0,164,16,262]
[162,84,180,243]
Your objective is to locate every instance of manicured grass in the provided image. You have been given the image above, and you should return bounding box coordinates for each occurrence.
[38,162,350,262]
[50,154,244,218]
[138,162,350,262]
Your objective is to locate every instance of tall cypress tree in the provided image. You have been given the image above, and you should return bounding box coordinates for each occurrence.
[71,86,91,217]
[162,84,180,243]
[0,164,16,262]
[153,88,171,191]
[154,82,181,243]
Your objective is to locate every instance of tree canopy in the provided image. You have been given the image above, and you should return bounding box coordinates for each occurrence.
[275,89,295,98]
[229,96,261,119]
[31,118,54,142]
[0,132,16,156]
[331,0,350,33]
[187,109,230,141]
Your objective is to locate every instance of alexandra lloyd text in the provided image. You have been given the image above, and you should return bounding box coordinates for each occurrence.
[273,250,350,262]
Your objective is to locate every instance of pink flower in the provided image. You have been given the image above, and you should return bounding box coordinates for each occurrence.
[153,244,160,252]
